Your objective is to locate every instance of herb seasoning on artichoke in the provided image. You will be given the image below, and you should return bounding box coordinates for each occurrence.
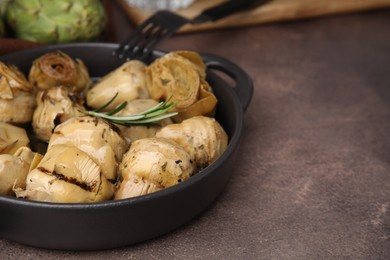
[5,0,107,43]
[115,137,194,200]
[28,51,91,93]
[156,116,228,170]
[32,86,86,142]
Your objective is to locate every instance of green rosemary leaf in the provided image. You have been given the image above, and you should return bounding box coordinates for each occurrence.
[106,101,128,116]
[85,94,177,125]
[130,100,166,116]
[94,92,119,112]
[124,112,178,125]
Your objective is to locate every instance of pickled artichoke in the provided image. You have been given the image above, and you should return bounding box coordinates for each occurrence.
[48,116,128,181]
[146,51,217,122]
[115,137,194,200]
[18,144,115,203]
[28,51,91,93]
[5,0,107,43]
[156,116,228,170]
[147,52,200,109]
[32,86,86,142]
[0,121,29,154]
[0,62,35,124]
[86,60,150,111]
[0,146,35,195]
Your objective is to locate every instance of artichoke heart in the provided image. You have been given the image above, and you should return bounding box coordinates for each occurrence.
[0,62,35,124]
[32,86,86,142]
[146,52,200,109]
[5,0,107,44]
[18,144,114,203]
[28,51,91,93]
[48,116,128,181]
[0,146,36,195]
[115,137,194,200]
[0,121,30,154]
[146,51,217,122]
[86,60,150,111]
[156,116,228,170]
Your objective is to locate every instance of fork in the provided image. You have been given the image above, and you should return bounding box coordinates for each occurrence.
[114,0,269,61]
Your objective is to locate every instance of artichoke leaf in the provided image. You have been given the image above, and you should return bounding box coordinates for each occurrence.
[0,122,30,154]
[0,76,13,99]
[0,146,35,195]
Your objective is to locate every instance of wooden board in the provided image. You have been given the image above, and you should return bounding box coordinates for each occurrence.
[117,0,390,33]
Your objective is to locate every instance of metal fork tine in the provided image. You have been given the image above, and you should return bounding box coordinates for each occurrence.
[114,15,159,58]
[121,24,164,60]
[135,28,172,61]
[114,11,189,60]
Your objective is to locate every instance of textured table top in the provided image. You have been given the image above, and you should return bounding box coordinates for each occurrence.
[1,2,390,259]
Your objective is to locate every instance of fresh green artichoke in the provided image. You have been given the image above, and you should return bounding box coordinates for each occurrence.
[5,0,107,43]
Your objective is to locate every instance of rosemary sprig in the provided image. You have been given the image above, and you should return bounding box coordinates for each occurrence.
[86,94,178,126]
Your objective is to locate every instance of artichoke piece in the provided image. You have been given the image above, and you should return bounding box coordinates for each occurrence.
[28,51,91,93]
[146,51,217,122]
[115,99,173,144]
[0,62,35,124]
[48,116,128,181]
[17,144,114,203]
[0,121,30,154]
[146,52,200,109]
[115,137,194,200]
[0,146,35,195]
[86,60,150,111]
[171,80,217,123]
[32,86,86,142]
[5,0,107,43]
[173,50,207,80]
[156,116,228,170]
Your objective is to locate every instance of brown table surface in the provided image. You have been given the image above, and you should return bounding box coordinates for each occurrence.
[1,2,390,259]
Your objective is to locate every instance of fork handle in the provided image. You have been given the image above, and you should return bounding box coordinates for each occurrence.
[192,0,269,24]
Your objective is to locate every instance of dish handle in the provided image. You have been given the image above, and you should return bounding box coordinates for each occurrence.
[203,54,254,112]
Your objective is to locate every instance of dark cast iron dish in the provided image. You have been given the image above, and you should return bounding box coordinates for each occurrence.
[0,43,253,251]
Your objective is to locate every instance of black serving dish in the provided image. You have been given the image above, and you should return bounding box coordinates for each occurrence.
[0,43,253,250]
